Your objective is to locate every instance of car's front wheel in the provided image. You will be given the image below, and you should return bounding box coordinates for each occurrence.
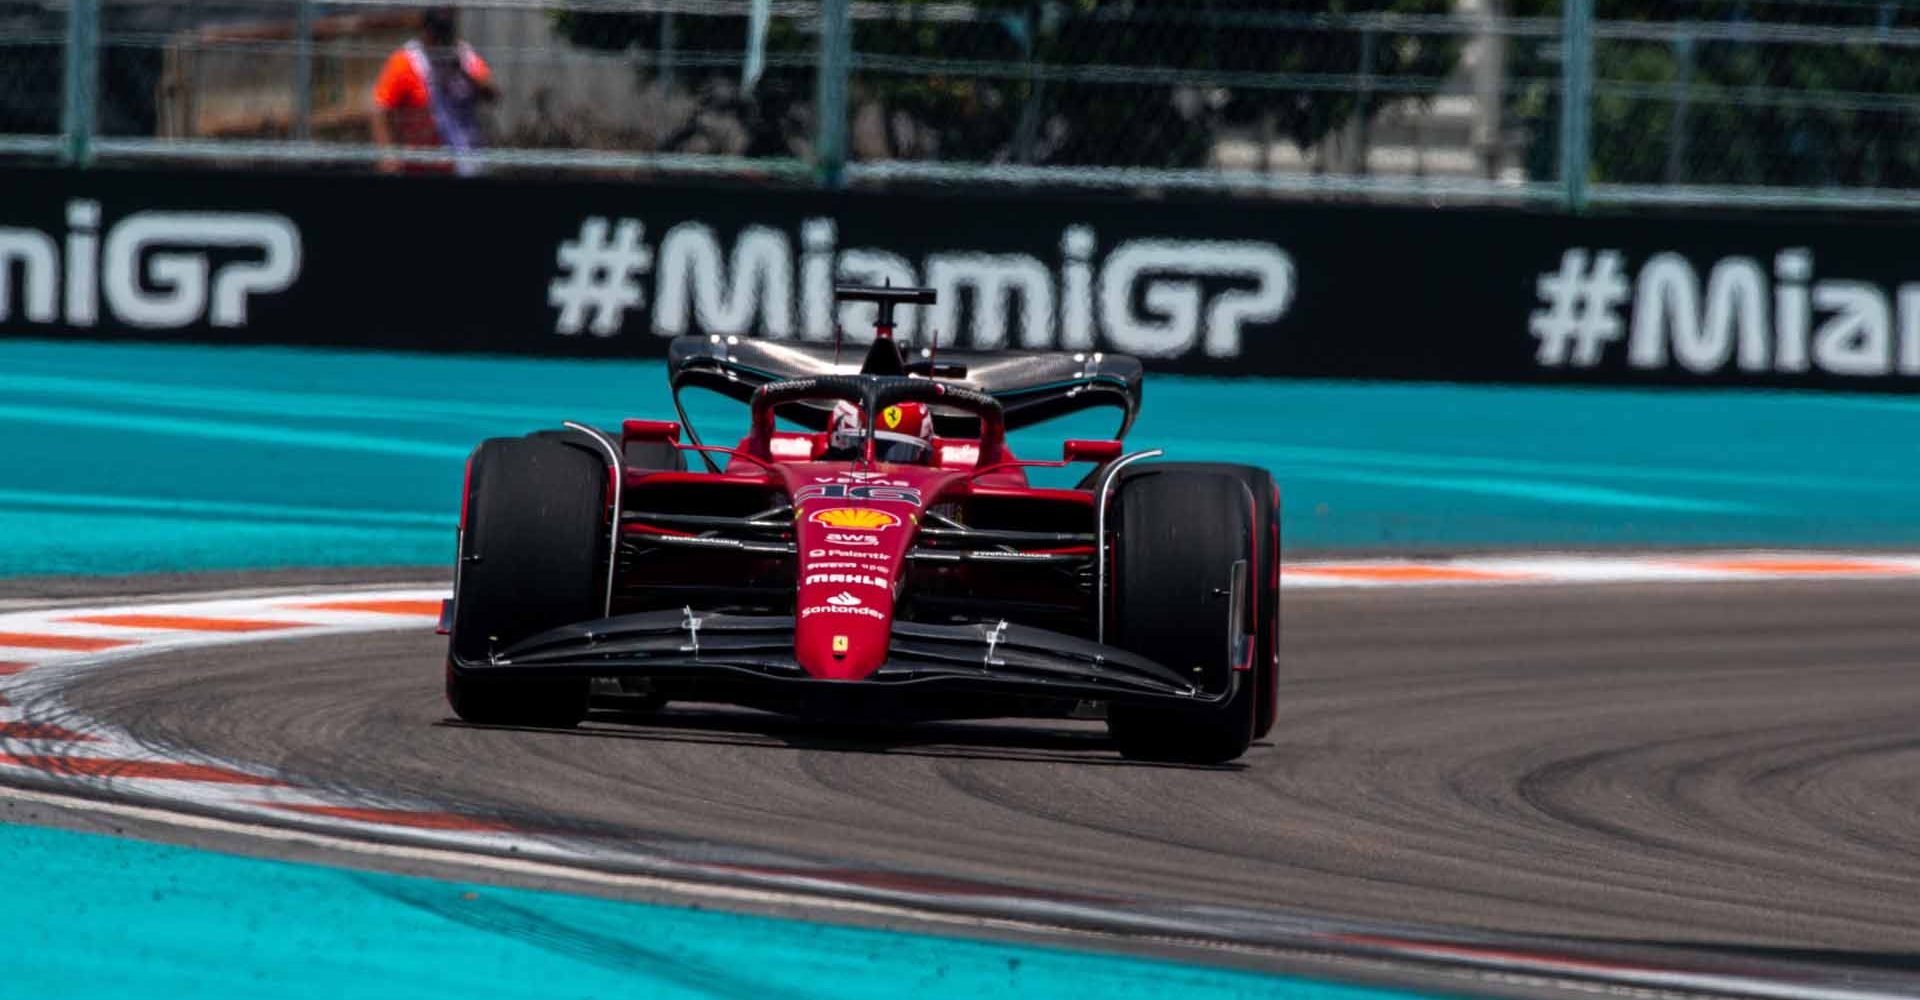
[445,435,605,728]
[1104,463,1271,764]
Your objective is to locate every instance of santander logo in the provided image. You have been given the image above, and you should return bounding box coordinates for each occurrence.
[826,591,863,607]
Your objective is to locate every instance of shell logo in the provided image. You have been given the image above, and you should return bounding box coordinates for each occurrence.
[810,507,900,531]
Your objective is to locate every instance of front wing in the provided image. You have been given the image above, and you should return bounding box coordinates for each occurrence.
[449,609,1220,706]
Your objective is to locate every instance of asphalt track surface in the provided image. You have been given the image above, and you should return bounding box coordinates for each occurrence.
[62,575,1920,958]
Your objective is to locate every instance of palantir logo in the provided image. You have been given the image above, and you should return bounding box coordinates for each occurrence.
[0,200,301,329]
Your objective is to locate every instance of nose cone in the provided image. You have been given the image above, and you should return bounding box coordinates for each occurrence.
[793,498,910,680]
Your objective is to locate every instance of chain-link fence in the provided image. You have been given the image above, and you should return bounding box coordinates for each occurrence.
[0,0,67,155]
[3,0,1917,208]
[1580,0,1920,205]
[839,1,1557,200]
[64,0,820,176]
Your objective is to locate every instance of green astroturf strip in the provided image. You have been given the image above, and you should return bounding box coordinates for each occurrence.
[0,820,1443,1000]
[3,337,1920,574]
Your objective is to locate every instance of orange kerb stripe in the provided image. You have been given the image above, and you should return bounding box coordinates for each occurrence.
[1287,565,1523,582]
[0,632,134,652]
[0,721,96,742]
[61,614,305,633]
[287,600,442,617]
[0,754,283,785]
[1682,559,1910,575]
[261,803,513,832]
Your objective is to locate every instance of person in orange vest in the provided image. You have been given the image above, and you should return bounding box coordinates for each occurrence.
[370,6,497,175]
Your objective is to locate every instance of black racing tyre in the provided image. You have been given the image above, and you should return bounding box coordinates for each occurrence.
[446,436,606,728]
[529,428,683,474]
[1248,470,1281,741]
[615,436,678,714]
[1104,463,1271,764]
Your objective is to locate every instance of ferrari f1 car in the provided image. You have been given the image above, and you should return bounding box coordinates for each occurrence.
[444,285,1280,763]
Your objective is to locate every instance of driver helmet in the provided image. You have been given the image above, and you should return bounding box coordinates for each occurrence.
[827,400,935,464]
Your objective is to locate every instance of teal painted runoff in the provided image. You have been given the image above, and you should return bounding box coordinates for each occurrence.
[4,337,1919,575]
[0,820,1424,1000]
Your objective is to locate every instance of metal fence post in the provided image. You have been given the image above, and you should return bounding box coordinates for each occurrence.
[1665,33,1693,184]
[1558,0,1593,211]
[659,12,677,92]
[743,0,770,94]
[814,0,850,188]
[293,0,315,141]
[61,0,101,165]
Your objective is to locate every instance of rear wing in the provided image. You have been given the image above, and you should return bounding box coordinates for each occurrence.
[667,337,1143,438]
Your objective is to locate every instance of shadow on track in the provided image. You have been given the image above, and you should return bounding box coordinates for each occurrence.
[437,704,1249,772]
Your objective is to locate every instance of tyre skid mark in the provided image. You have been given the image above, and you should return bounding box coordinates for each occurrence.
[0,572,1916,1000]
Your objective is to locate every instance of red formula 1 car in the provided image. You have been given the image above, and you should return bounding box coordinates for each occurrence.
[444,285,1280,763]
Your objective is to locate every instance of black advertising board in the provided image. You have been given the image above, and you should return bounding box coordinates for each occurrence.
[2,163,1918,391]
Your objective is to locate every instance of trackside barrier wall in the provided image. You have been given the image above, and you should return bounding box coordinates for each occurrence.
[3,164,1920,392]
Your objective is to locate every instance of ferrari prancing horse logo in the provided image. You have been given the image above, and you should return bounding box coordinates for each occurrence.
[881,405,904,429]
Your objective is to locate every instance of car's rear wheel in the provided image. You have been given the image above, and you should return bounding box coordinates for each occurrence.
[624,439,686,473]
[446,435,606,728]
[1251,475,1281,741]
[1105,464,1270,764]
[607,437,682,713]
[530,428,684,475]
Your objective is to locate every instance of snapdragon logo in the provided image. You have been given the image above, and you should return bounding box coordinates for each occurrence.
[0,200,301,330]
[547,217,1294,360]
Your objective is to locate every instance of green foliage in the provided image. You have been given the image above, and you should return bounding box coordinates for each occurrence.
[862,0,1462,166]
[552,1,1460,168]
[1509,1,1920,188]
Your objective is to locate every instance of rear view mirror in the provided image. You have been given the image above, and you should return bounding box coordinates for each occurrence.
[623,419,682,443]
[1062,439,1124,463]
